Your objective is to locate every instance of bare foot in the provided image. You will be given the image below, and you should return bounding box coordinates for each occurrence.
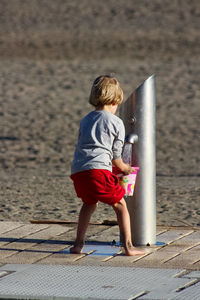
[70,245,83,254]
[69,241,84,254]
[124,240,146,256]
[124,246,146,256]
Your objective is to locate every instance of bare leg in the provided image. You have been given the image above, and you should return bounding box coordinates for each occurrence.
[70,203,97,254]
[112,198,146,256]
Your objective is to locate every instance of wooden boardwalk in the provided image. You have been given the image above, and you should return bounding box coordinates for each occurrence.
[0,221,199,270]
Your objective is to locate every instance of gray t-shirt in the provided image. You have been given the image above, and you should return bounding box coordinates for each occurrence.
[71,110,125,174]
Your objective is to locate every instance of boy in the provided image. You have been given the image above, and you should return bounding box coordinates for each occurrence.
[70,75,145,256]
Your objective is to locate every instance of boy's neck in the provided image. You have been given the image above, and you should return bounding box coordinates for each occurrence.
[96,104,118,115]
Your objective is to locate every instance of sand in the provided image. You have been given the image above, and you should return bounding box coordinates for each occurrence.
[0,0,199,227]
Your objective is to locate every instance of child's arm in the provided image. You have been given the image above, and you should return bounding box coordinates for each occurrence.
[112,158,135,175]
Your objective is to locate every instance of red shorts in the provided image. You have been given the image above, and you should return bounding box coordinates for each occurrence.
[70,169,125,206]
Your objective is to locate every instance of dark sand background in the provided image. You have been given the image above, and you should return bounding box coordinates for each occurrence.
[0,0,199,227]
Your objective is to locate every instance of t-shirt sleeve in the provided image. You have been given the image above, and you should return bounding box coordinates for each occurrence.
[112,120,125,160]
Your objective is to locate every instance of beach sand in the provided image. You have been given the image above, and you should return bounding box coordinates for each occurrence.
[0,0,199,227]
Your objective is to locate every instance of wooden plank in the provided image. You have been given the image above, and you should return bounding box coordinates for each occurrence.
[164,252,200,269]
[0,250,19,260]
[54,224,109,244]
[86,225,110,239]
[38,252,85,265]
[170,231,200,246]
[106,255,141,267]
[88,226,119,243]
[0,221,24,234]
[0,223,49,239]
[134,249,178,265]
[30,219,102,225]
[0,224,54,250]
[193,260,200,268]
[156,228,168,236]
[1,251,51,264]
[156,229,194,244]
[23,224,71,239]
[0,242,37,250]
[27,242,68,253]
[73,255,113,266]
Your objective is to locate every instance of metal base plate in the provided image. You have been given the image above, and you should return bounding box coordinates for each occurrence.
[0,264,199,299]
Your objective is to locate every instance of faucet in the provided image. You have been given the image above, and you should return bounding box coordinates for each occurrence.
[125,133,138,144]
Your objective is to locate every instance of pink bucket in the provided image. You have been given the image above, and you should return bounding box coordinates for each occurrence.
[112,167,139,196]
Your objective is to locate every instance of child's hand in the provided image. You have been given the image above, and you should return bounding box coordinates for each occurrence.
[123,164,135,175]
[112,158,135,175]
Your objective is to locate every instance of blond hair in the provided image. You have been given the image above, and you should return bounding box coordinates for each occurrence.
[89,75,123,108]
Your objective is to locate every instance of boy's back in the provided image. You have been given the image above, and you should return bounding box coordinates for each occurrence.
[71,110,125,174]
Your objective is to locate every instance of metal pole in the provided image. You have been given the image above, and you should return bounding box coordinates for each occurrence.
[120,75,156,246]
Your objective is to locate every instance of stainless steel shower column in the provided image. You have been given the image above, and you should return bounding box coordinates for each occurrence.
[120,75,156,246]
